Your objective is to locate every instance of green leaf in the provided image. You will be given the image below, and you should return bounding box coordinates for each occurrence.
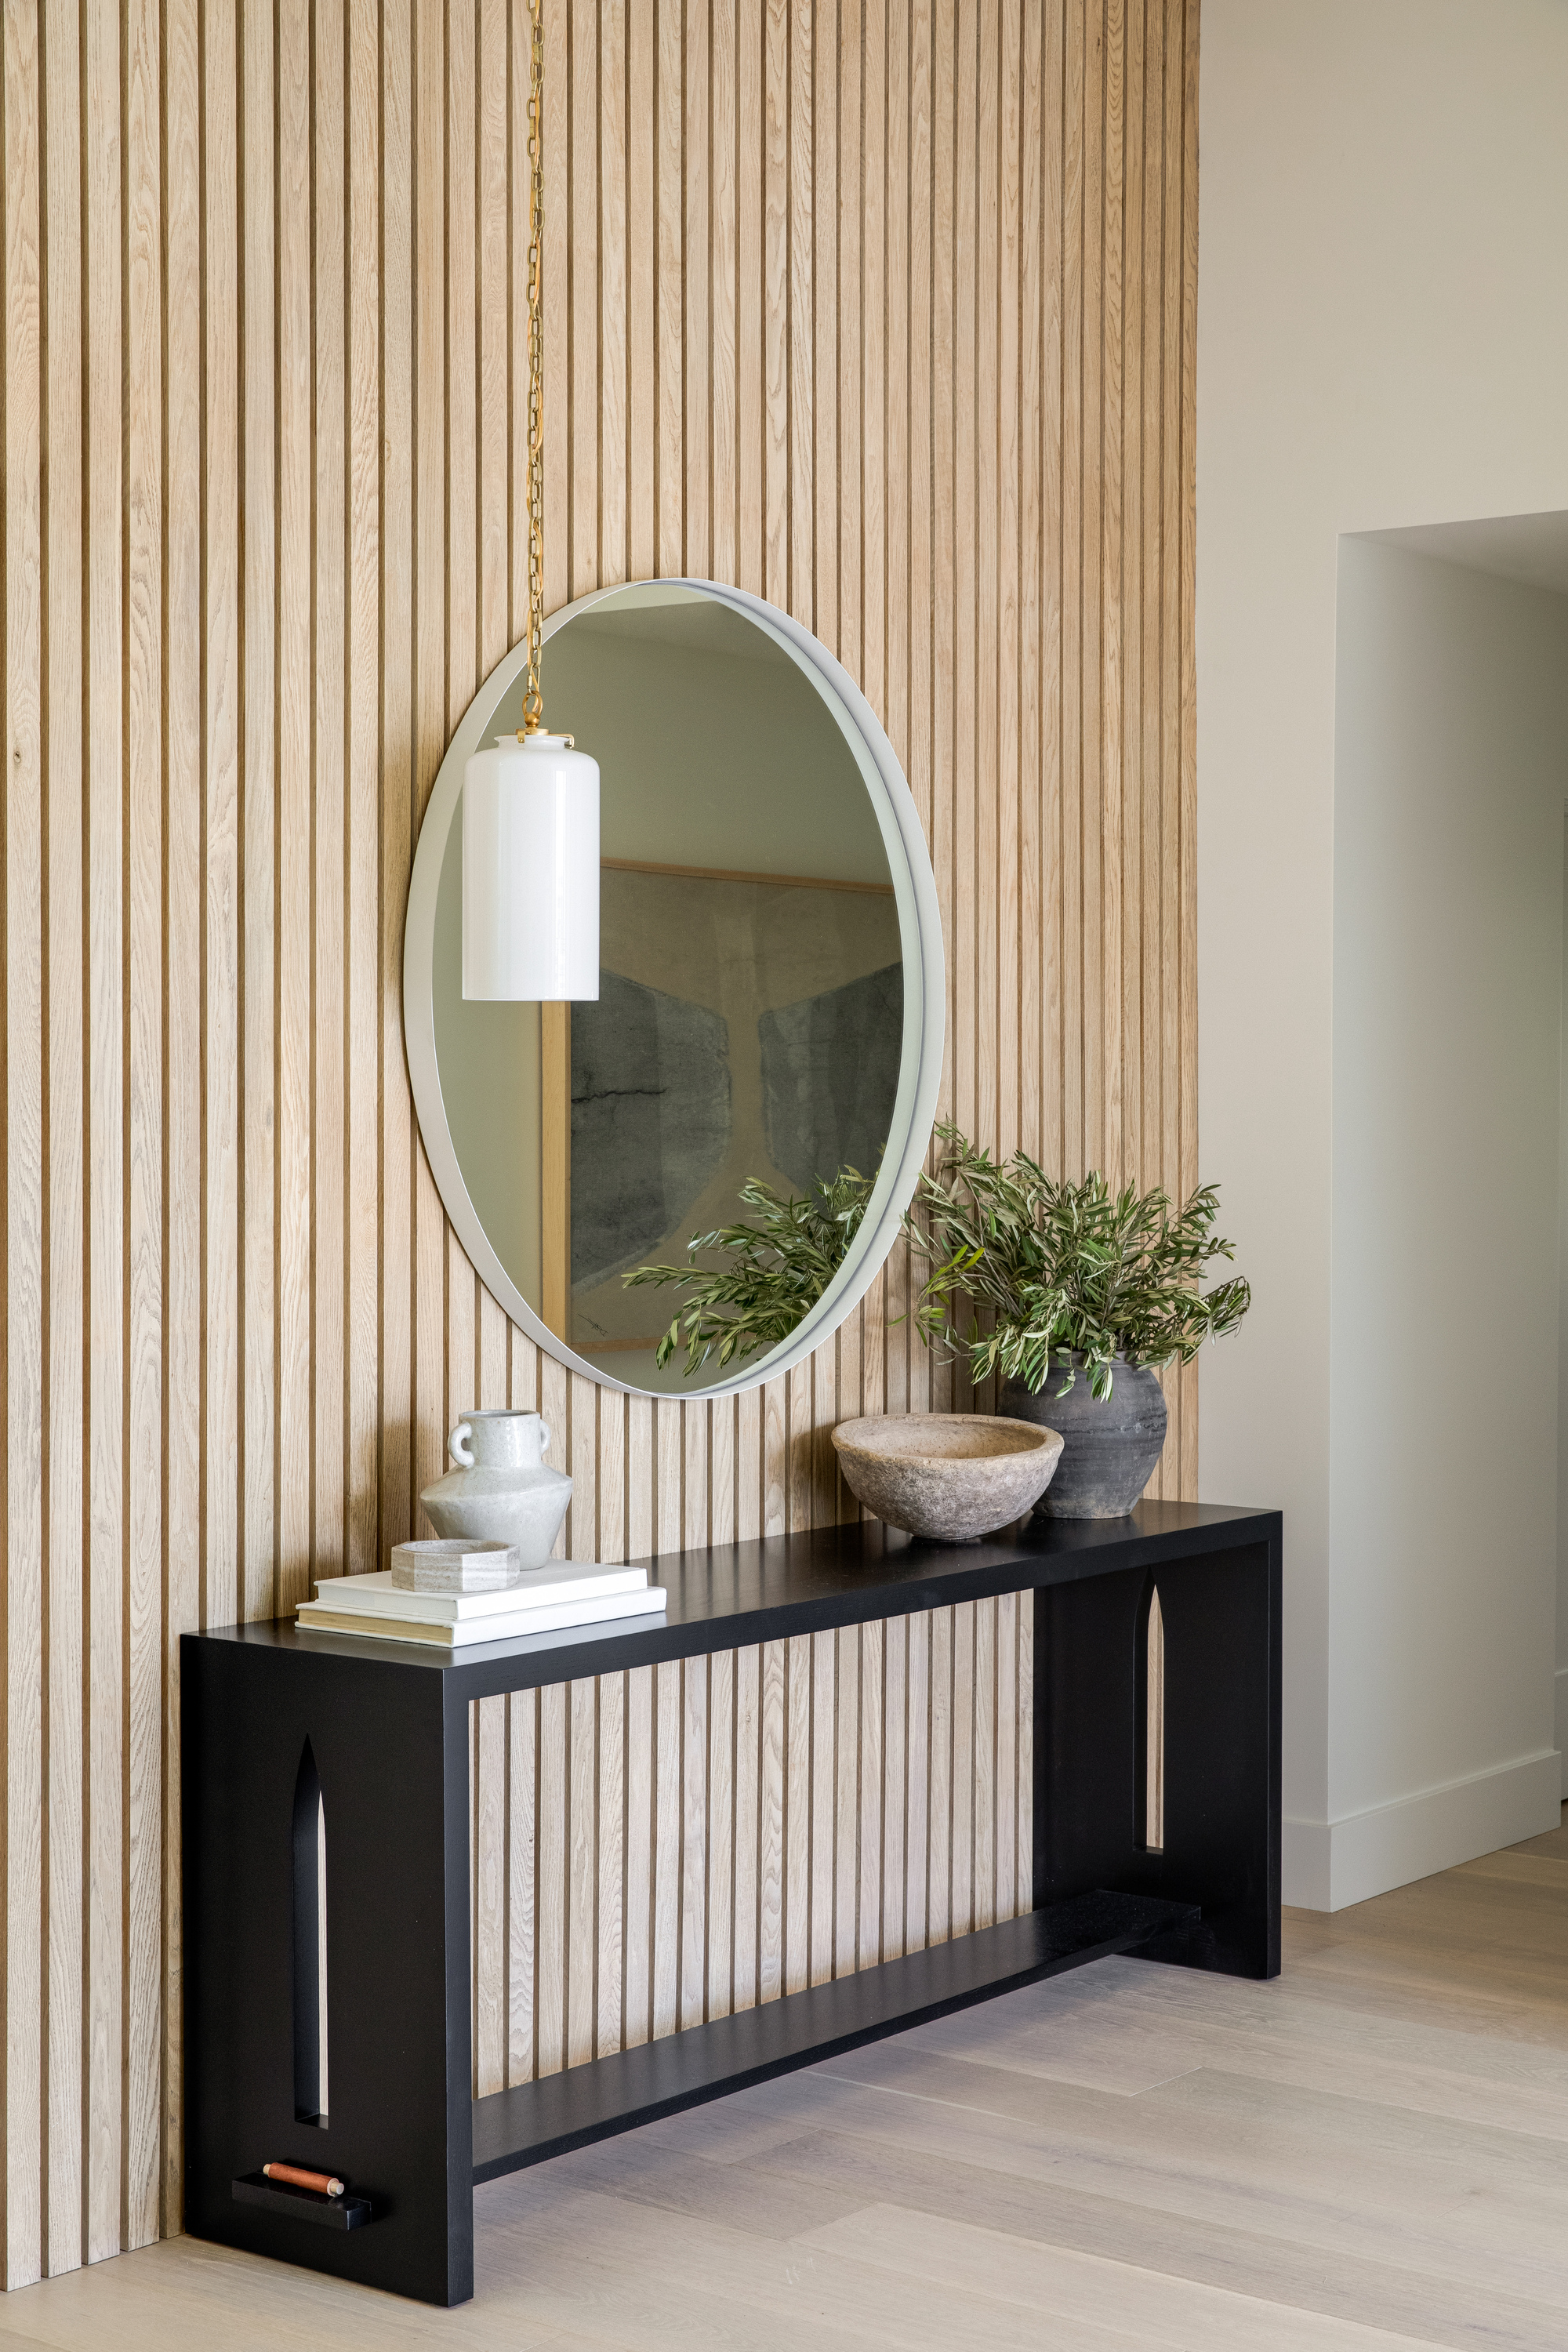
[622,1166,878,1381]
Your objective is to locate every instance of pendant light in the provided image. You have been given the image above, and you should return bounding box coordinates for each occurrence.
[463,0,600,1003]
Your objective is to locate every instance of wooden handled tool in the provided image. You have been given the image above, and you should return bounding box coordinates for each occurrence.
[262,2161,344,2198]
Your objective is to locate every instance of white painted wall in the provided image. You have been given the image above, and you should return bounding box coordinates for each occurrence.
[1330,540,1567,1902]
[1560,826,1568,1788]
[1197,0,1568,1904]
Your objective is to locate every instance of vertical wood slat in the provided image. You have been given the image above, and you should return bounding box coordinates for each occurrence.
[1018,0,1044,1176]
[996,0,1021,1171]
[312,0,347,1615]
[1121,0,1145,1205]
[275,0,310,1616]
[881,1614,907,1960]
[996,1587,1018,1922]
[1060,1,1083,1179]
[1178,0,1201,1503]
[710,0,738,586]
[568,1679,597,2067]
[963,0,989,1165]
[927,1606,953,1944]
[784,1631,811,1994]
[931,0,955,1173]
[42,0,86,2275]
[652,1656,681,2038]
[123,0,163,2259]
[474,1697,506,2096]
[507,1690,539,2087]
[809,1631,836,1987]
[1,0,1199,2271]
[888,0,912,1421]
[626,0,655,580]
[833,1626,858,1977]
[1080,0,1105,1177]
[622,1663,653,2045]
[379,0,414,1570]
[733,1641,760,2008]
[950,1599,975,1936]
[706,1648,735,2022]
[535,1683,568,2075]
[162,0,201,2235]
[906,1606,931,1952]
[858,1619,884,1965]
[543,0,569,631]
[347,0,383,1584]
[412,0,447,1538]
[655,0,683,580]
[735,0,763,597]
[758,1635,786,2005]
[762,0,787,606]
[973,1596,996,1932]
[600,0,628,585]
[85,0,126,2267]
[6,0,45,2284]
[597,1671,625,2056]
[679,1657,707,2029]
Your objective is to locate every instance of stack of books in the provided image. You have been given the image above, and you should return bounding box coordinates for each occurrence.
[296,1561,667,1649]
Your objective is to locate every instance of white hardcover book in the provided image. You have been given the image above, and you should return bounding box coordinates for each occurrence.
[310,1563,648,1624]
[296,1585,668,1649]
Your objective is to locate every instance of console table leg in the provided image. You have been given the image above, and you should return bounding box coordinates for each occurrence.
[1032,1534,1282,1978]
[182,1638,476,2303]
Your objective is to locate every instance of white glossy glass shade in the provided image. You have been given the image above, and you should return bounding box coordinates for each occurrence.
[462,731,601,1000]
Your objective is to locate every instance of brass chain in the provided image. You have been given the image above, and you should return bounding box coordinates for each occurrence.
[522,0,546,732]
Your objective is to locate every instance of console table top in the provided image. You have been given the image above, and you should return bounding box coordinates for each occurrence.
[187,1499,1280,1702]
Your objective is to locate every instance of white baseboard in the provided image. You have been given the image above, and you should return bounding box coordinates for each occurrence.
[1557,1669,1568,1798]
[1283,1746,1563,1912]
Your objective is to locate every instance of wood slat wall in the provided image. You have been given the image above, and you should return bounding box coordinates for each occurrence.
[472,1595,1032,2091]
[0,0,1199,2284]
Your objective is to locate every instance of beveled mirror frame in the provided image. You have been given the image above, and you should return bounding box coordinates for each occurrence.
[403,579,945,1399]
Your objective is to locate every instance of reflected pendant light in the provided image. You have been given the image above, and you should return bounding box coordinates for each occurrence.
[463,0,599,1003]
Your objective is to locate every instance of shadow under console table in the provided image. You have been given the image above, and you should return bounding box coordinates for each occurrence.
[182,1498,1282,2306]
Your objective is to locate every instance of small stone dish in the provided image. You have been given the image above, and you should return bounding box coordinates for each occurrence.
[831,1414,1065,1542]
[390,1537,521,1593]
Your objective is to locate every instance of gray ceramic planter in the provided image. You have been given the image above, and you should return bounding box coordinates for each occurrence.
[1001,1353,1167,1518]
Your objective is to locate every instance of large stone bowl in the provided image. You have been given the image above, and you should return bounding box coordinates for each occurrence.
[831,1414,1065,1543]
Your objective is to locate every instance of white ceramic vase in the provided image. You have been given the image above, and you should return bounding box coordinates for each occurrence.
[419,1410,573,1569]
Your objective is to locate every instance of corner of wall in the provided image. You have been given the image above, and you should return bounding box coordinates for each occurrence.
[1281,1816,1333,1912]
[1286,1751,1561,1913]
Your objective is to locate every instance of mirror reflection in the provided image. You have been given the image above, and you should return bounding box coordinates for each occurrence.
[433,584,906,1392]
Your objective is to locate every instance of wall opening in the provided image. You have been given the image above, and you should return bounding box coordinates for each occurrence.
[1135,1581,1165,1853]
[1327,522,1568,1893]
[292,1740,329,2126]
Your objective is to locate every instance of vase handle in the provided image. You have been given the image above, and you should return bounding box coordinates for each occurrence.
[538,1421,551,1457]
[448,1419,475,1468]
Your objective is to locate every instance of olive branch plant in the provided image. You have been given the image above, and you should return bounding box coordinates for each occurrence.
[904,1123,1250,1400]
[623,1167,877,1378]
[621,1125,1250,1397]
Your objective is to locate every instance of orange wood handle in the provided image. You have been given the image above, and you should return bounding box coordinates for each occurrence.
[263,2161,343,2198]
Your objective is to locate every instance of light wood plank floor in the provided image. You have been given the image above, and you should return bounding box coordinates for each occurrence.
[4,1807,1565,2350]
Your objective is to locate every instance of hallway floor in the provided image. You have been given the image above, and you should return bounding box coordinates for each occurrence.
[4,1809,1565,2351]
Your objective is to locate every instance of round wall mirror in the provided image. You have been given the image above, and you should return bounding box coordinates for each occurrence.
[404,579,944,1399]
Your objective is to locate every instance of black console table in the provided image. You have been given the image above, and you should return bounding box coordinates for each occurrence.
[182,1500,1280,2306]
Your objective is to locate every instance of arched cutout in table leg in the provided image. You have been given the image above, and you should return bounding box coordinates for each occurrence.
[1134,1581,1165,1853]
[292,1738,329,2125]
